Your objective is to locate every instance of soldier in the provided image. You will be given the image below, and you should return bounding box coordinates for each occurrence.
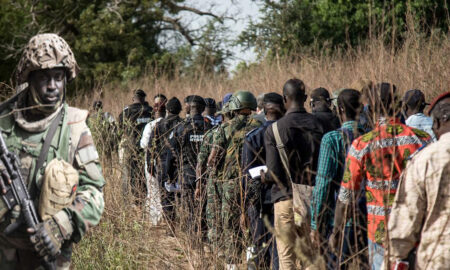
[207,90,262,269]
[119,89,153,201]
[195,94,233,249]
[0,33,104,269]
[165,96,212,234]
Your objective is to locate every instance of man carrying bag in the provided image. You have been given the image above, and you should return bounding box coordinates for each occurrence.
[263,79,324,269]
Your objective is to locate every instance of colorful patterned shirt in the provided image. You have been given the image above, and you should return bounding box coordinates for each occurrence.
[310,121,364,231]
[337,118,430,245]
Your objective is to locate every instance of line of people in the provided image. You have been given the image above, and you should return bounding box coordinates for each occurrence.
[102,79,448,270]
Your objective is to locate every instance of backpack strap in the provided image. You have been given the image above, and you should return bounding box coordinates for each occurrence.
[272,122,293,183]
[29,108,64,197]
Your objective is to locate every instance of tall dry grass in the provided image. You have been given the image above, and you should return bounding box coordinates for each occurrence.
[71,33,449,269]
[73,32,449,115]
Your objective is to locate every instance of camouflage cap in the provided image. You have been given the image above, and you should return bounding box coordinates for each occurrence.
[16,33,79,85]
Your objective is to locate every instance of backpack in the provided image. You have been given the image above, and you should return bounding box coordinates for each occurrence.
[222,117,261,181]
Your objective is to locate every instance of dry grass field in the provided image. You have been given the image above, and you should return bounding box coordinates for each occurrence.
[69,33,449,269]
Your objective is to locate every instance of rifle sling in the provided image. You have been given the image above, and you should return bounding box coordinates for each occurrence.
[29,109,64,199]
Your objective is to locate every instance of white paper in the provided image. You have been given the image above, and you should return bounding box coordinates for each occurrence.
[248,165,268,179]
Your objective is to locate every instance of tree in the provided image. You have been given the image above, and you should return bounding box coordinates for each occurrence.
[0,0,229,89]
[238,0,449,58]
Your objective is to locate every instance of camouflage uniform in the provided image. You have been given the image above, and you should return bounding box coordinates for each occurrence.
[388,132,450,269]
[212,114,261,263]
[0,34,104,269]
[198,123,226,244]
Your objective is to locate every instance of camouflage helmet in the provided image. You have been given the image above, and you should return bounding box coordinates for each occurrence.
[16,33,79,86]
[228,90,257,111]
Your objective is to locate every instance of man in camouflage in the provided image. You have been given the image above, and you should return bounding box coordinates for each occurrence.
[195,102,232,247]
[207,90,262,268]
[388,92,450,270]
[0,33,104,269]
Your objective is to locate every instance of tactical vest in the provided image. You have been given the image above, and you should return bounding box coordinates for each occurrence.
[178,116,212,171]
[121,103,153,146]
[0,103,90,221]
[152,115,182,159]
[222,116,262,182]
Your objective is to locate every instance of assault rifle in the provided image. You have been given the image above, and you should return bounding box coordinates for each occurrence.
[0,130,55,270]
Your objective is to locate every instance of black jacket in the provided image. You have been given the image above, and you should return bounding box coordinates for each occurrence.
[264,108,324,203]
[119,102,153,145]
[148,114,183,176]
[165,114,212,188]
[312,108,340,134]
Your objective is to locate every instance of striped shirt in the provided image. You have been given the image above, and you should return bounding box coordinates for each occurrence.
[338,118,430,245]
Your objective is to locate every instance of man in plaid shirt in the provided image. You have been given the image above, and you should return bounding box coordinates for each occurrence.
[310,89,366,268]
[330,83,431,270]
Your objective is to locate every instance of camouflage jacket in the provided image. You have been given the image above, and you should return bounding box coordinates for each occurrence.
[0,102,105,247]
[388,132,450,269]
[211,114,262,181]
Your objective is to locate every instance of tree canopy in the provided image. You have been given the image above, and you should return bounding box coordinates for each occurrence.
[0,0,229,88]
[239,0,449,58]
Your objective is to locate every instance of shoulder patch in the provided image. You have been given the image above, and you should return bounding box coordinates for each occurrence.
[67,107,89,125]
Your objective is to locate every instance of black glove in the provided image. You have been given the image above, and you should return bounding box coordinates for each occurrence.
[29,218,64,260]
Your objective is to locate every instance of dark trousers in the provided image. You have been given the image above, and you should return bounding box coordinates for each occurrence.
[325,225,368,270]
[156,167,176,226]
[248,203,279,270]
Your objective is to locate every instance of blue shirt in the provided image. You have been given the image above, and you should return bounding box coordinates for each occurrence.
[405,113,436,141]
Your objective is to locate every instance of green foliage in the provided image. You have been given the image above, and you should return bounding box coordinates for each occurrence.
[239,0,449,58]
[0,0,229,90]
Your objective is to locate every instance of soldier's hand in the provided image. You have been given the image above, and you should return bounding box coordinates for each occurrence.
[28,218,64,260]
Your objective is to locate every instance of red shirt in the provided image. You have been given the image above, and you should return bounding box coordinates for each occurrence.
[338,118,431,245]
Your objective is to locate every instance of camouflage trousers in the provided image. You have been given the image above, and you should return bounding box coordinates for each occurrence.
[221,179,244,264]
[0,232,71,270]
[205,176,222,245]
